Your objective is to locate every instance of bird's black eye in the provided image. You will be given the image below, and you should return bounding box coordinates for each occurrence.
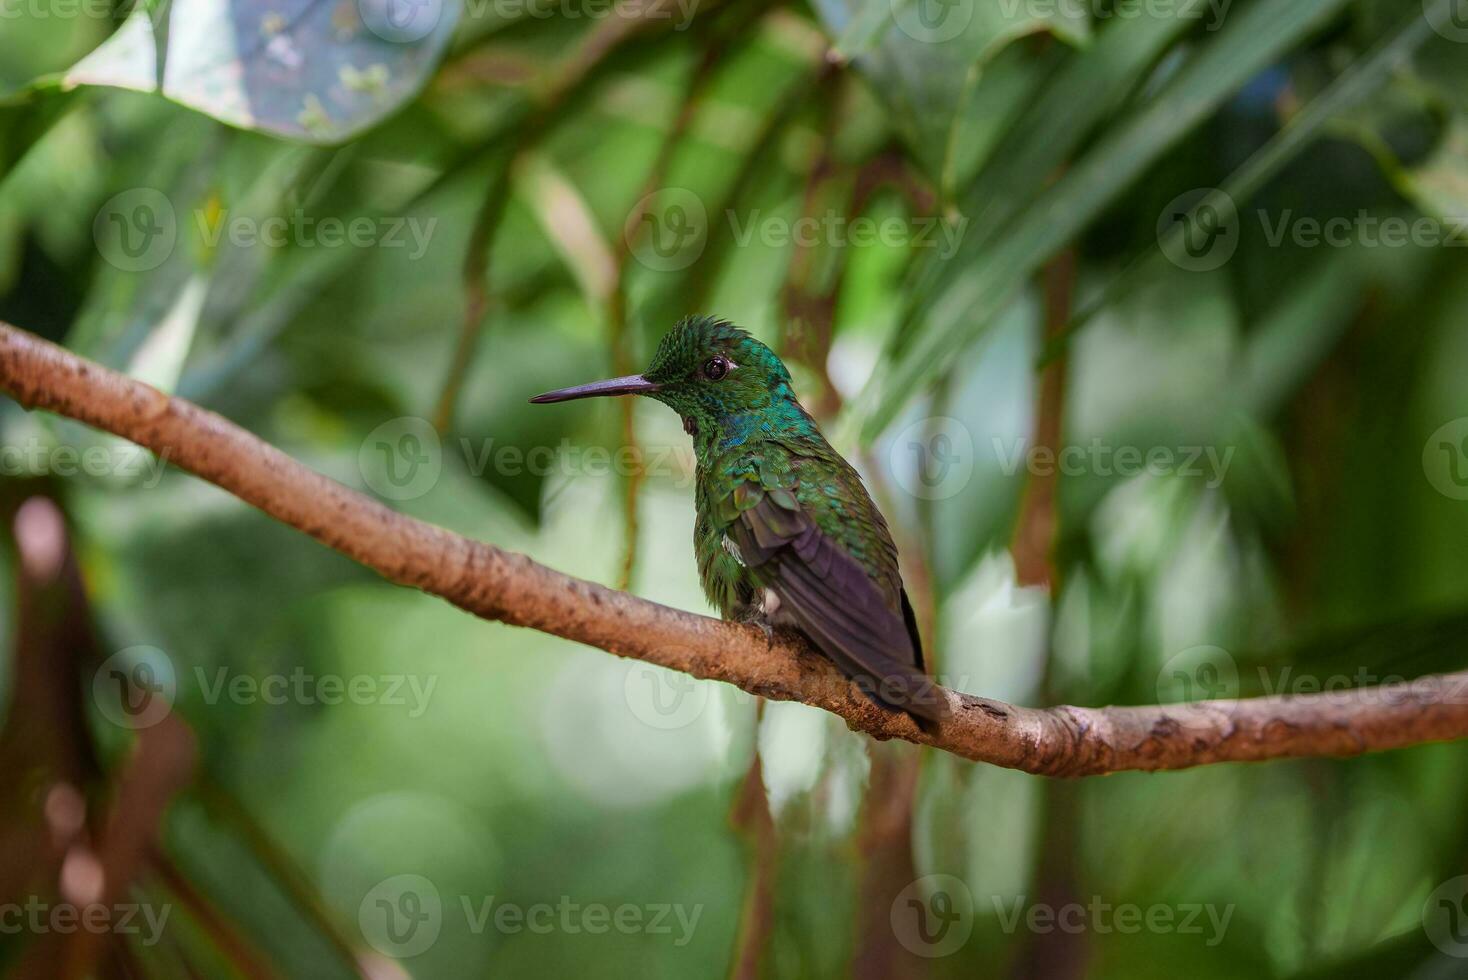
[703,356,730,381]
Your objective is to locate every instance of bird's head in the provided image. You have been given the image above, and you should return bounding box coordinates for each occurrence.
[531,315,809,441]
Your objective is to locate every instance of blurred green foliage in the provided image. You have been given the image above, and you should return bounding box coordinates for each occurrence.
[2,0,1468,977]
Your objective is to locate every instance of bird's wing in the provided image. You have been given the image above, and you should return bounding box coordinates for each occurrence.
[721,480,947,722]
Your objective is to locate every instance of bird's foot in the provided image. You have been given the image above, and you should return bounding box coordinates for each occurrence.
[733,606,777,649]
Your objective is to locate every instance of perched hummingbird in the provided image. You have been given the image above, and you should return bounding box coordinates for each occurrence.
[531,315,946,723]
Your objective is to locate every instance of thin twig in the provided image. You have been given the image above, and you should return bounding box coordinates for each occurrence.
[611,40,728,590]
[430,0,731,432]
[148,850,279,980]
[195,778,365,977]
[1010,247,1087,980]
[432,157,514,433]
[1011,248,1075,590]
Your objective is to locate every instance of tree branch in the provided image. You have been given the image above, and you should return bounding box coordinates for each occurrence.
[3,322,1468,777]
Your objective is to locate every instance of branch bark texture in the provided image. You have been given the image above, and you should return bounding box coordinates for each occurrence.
[2,323,1467,777]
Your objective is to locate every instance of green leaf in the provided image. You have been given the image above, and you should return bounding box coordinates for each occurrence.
[63,0,457,144]
[1057,2,1454,371]
[812,0,1089,183]
[1401,114,1468,226]
[847,0,1358,442]
[952,5,1200,254]
[0,7,107,97]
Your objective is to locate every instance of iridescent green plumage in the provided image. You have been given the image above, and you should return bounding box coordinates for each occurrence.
[532,315,945,722]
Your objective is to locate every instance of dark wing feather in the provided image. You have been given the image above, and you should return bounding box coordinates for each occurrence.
[900,588,925,674]
[727,490,947,722]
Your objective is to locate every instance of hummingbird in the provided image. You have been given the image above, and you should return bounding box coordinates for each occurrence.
[531,315,946,724]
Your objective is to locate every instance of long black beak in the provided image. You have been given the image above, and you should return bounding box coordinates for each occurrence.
[529,374,661,404]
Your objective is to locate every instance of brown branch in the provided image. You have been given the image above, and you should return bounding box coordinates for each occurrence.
[3,323,1468,777]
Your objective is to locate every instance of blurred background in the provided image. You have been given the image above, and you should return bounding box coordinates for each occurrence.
[2,0,1468,976]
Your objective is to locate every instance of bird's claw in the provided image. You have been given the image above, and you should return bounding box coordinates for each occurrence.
[754,620,775,649]
[734,608,776,649]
